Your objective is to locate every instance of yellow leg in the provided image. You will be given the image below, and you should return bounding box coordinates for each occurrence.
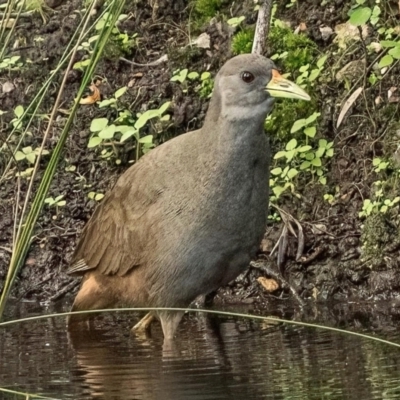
[131,312,155,334]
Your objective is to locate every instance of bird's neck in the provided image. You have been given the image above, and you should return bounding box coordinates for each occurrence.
[203,93,268,155]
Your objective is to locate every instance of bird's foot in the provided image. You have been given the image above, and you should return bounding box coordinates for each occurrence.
[131,312,155,337]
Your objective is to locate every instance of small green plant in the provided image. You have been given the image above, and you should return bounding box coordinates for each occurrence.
[74,13,137,70]
[14,146,49,164]
[227,16,245,28]
[10,105,25,130]
[44,195,66,208]
[286,0,297,8]
[0,56,23,71]
[88,101,171,160]
[372,157,390,173]
[348,0,381,26]
[323,193,335,204]
[171,69,213,97]
[296,55,328,86]
[270,112,334,199]
[88,192,105,201]
[98,86,128,109]
[359,181,400,217]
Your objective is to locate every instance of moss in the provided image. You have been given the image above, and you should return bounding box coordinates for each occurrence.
[232,28,254,55]
[268,26,317,72]
[361,211,400,268]
[194,0,222,18]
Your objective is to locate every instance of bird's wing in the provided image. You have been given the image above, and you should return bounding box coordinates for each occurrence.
[68,160,161,277]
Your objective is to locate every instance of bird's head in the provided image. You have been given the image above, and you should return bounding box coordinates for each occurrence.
[214,54,310,122]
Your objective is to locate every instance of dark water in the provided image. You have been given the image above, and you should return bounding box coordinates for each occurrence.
[1,302,400,400]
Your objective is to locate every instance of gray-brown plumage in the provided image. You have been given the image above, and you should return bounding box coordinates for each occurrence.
[68,54,310,339]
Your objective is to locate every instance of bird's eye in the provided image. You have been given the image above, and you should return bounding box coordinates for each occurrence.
[241,71,255,83]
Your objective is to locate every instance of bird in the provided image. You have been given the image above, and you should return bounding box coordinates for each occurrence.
[67,53,310,340]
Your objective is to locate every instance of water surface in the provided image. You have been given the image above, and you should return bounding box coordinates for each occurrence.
[1,302,400,399]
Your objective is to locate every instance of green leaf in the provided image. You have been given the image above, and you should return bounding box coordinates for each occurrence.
[273,151,286,159]
[326,148,334,157]
[305,152,315,161]
[372,158,381,166]
[316,55,328,69]
[138,135,153,144]
[201,72,211,81]
[95,19,106,30]
[272,185,286,197]
[319,139,328,148]
[308,69,320,82]
[315,147,325,158]
[286,149,296,161]
[26,153,36,164]
[14,105,24,118]
[379,55,393,68]
[380,41,398,48]
[286,138,297,151]
[14,151,26,161]
[88,136,103,148]
[304,126,316,138]
[290,119,306,133]
[187,71,199,80]
[90,118,109,132]
[389,46,400,60]
[114,86,128,98]
[300,161,310,170]
[95,193,104,201]
[370,5,381,25]
[311,157,322,167]
[270,167,282,175]
[99,124,116,139]
[57,200,66,206]
[319,176,327,185]
[287,168,298,179]
[120,129,137,142]
[298,145,312,153]
[349,7,372,26]
[98,98,116,108]
[305,112,320,125]
[158,101,171,115]
[135,110,159,130]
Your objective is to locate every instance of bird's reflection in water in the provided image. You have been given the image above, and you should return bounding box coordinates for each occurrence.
[67,313,252,400]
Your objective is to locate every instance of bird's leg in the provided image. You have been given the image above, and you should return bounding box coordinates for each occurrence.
[131,312,155,334]
[158,311,184,340]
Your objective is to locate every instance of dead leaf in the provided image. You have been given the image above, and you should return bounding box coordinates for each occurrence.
[337,87,363,128]
[319,26,333,41]
[334,22,369,49]
[2,81,15,93]
[388,86,397,99]
[294,22,307,34]
[79,83,101,105]
[257,277,279,292]
[192,32,210,49]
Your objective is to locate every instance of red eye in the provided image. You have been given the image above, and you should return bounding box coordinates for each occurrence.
[241,71,255,83]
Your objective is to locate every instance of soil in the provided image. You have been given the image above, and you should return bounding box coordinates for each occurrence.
[1,0,400,312]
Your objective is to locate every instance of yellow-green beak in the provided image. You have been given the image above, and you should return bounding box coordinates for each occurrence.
[266,70,311,101]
